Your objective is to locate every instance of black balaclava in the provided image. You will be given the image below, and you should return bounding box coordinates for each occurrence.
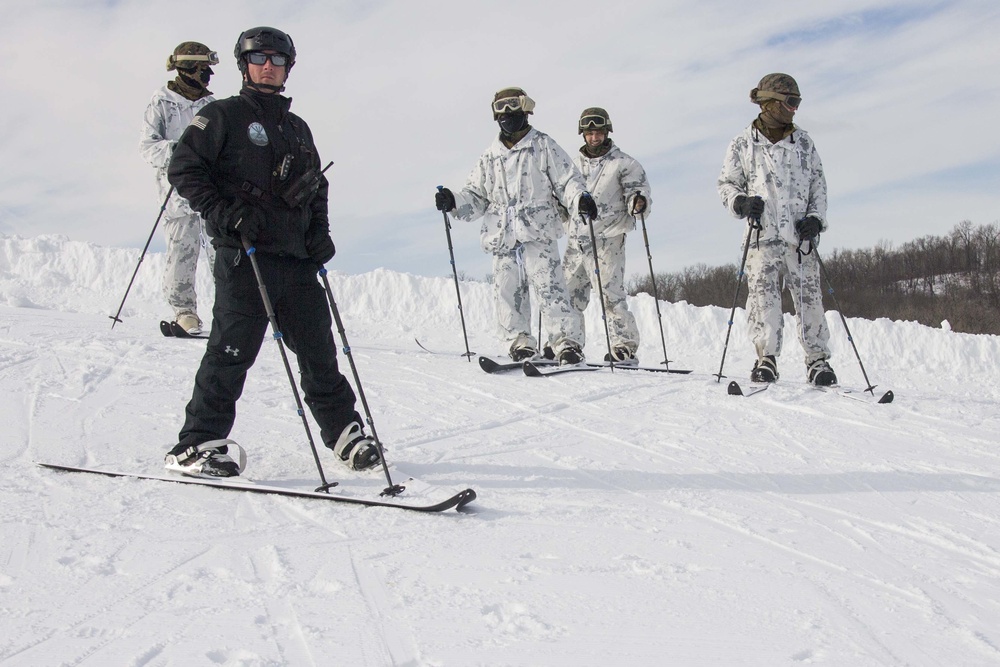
[498,112,530,146]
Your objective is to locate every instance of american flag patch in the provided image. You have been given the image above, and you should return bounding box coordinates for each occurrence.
[191,115,209,130]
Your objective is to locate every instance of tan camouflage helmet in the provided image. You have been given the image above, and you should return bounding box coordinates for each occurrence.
[166,42,219,71]
[750,73,801,105]
[579,107,612,134]
[492,87,535,120]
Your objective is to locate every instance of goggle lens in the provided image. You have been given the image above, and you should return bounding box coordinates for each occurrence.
[247,52,289,67]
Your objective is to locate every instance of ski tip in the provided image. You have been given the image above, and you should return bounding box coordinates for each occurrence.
[522,361,545,377]
[727,380,744,396]
[456,488,477,510]
[478,356,501,373]
[878,390,895,404]
[160,320,175,337]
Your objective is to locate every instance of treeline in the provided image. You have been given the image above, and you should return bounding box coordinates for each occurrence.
[627,221,1000,335]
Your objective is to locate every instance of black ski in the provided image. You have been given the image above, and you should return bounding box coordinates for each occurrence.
[479,356,556,374]
[160,320,209,339]
[37,463,477,513]
[522,361,600,377]
[587,362,692,374]
[727,380,770,397]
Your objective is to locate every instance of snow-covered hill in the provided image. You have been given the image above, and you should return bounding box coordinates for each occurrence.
[1,233,999,666]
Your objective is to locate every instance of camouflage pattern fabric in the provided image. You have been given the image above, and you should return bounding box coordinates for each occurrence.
[140,85,216,316]
[573,140,651,238]
[717,123,828,248]
[450,126,587,352]
[492,241,584,355]
[451,127,588,253]
[162,213,215,316]
[563,233,638,353]
[140,86,216,219]
[744,241,830,365]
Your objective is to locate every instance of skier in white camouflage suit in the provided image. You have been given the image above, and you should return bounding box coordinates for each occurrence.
[139,41,218,335]
[717,73,836,386]
[562,107,651,364]
[436,87,597,365]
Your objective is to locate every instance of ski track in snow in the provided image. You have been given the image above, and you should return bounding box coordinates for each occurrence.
[2,234,1000,665]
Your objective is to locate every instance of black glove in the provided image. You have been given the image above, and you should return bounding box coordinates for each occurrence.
[306,227,336,266]
[631,194,647,215]
[435,187,456,212]
[579,192,598,220]
[229,203,265,244]
[795,216,823,241]
[734,195,765,220]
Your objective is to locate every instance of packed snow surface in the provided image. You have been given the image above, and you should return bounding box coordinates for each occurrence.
[2,234,999,666]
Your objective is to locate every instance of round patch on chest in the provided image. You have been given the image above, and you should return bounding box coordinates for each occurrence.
[247,122,269,146]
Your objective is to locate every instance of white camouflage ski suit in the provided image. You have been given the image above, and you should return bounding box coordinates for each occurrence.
[451,128,587,355]
[565,142,652,354]
[718,122,831,367]
[139,86,216,318]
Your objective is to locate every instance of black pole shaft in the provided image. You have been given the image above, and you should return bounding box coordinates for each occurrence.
[240,238,332,491]
[584,214,616,372]
[317,269,401,495]
[638,211,670,368]
[437,188,473,361]
[109,186,174,328]
[715,219,757,382]
[814,249,878,395]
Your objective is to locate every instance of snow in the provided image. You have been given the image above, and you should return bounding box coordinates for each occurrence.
[2,233,1000,666]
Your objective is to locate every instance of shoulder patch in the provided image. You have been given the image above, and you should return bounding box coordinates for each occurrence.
[190,115,209,130]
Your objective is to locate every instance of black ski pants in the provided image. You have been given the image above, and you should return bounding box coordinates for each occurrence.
[178,246,360,450]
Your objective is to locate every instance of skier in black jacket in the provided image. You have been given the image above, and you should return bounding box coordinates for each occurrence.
[164,26,380,477]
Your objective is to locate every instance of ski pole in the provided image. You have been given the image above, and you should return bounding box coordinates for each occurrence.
[814,249,879,396]
[109,186,174,328]
[437,186,474,361]
[637,210,672,368]
[317,268,402,497]
[584,213,616,372]
[715,217,759,382]
[240,237,334,493]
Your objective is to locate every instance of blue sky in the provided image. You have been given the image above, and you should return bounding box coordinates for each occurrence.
[1,0,997,282]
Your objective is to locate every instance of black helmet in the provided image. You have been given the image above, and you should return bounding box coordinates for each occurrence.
[234,27,296,74]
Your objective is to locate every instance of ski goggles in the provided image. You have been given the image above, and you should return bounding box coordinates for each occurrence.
[170,51,220,68]
[579,115,610,132]
[755,90,802,109]
[492,94,535,116]
[247,52,290,67]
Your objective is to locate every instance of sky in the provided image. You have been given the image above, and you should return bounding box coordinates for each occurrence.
[2,234,1000,664]
[1,0,998,282]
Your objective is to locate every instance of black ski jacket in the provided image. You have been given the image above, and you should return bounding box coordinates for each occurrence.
[167,86,329,257]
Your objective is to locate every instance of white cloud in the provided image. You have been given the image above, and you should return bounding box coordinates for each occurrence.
[1,0,997,278]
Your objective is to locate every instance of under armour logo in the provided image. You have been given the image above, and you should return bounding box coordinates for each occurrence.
[225,346,240,357]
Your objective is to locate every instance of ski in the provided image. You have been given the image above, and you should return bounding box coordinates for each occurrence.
[479,356,556,374]
[160,320,209,339]
[727,380,893,404]
[415,338,474,358]
[37,463,477,513]
[587,362,692,374]
[522,360,601,377]
[727,380,770,397]
[817,387,895,404]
